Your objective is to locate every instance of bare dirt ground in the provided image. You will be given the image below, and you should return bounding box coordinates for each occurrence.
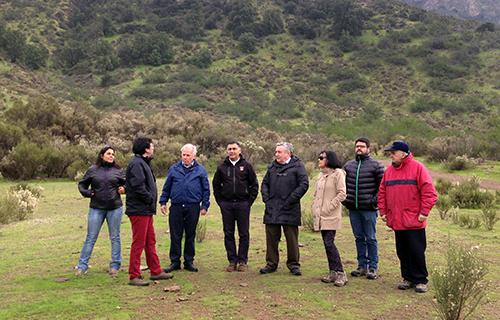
[379,160,500,190]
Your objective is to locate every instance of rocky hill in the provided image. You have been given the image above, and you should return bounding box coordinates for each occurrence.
[401,0,500,23]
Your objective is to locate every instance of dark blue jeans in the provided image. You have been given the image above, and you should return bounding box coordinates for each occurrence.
[349,209,378,270]
[219,201,250,264]
[169,204,200,265]
[395,229,428,284]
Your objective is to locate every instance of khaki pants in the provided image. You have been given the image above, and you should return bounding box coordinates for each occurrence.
[265,224,300,270]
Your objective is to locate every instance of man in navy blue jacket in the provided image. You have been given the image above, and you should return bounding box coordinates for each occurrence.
[160,144,210,272]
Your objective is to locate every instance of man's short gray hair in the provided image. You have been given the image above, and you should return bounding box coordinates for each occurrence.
[181,143,197,156]
[276,142,293,154]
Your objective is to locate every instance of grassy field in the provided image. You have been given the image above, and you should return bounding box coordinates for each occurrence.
[0,177,499,320]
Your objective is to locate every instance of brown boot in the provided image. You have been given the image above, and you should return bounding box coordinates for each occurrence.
[128,277,150,286]
[150,271,174,280]
[237,263,248,272]
[226,263,237,272]
[334,271,348,287]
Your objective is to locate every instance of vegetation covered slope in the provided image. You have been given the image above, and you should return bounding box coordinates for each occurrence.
[0,0,499,180]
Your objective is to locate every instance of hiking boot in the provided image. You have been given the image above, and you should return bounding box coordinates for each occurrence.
[226,263,237,272]
[334,271,348,287]
[128,277,150,286]
[184,262,198,272]
[415,283,428,293]
[164,263,181,273]
[150,271,174,280]
[321,271,337,283]
[290,267,302,276]
[350,267,367,277]
[237,263,248,272]
[109,268,119,278]
[259,265,277,274]
[366,269,378,280]
[397,279,415,290]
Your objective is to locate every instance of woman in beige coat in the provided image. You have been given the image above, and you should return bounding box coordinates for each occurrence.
[312,150,347,286]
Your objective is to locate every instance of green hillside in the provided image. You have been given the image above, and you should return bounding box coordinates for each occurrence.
[0,0,499,179]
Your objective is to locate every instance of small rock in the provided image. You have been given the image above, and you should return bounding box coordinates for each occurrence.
[298,243,305,247]
[239,283,248,287]
[163,285,181,292]
[54,277,70,283]
[176,297,189,302]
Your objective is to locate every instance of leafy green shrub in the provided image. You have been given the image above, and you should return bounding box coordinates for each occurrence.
[448,177,495,209]
[435,178,453,195]
[181,94,209,110]
[187,48,212,69]
[481,205,498,231]
[239,32,258,53]
[429,79,465,93]
[385,54,408,66]
[458,213,481,229]
[92,94,117,109]
[432,242,488,320]
[142,71,168,84]
[449,207,460,225]
[0,121,23,153]
[337,78,367,93]
[436,196,452,220]
[443,155,477,171]
[301,209,314,232]
[327,68,359,82]
[196,218,207,243]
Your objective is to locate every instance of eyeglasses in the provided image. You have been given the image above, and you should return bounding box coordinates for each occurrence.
[227,147,238,150]
[318,156,326,160]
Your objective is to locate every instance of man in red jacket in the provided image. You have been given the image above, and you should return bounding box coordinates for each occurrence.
[378,141,437,293]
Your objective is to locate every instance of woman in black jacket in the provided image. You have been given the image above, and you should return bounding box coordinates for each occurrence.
[75,146,125,277]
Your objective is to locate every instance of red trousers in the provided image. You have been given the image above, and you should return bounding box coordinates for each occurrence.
[128,215,162,279]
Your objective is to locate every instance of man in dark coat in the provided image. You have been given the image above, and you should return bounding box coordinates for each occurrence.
[260,142,309,276]
[343,138,384,280]
[125,137,173,286]
[213,141,259,272]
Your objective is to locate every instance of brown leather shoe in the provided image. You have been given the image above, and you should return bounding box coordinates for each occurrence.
[150,271,174,280]
[109,268,119,278]
[226,264,237,272]
[129,277,150,286]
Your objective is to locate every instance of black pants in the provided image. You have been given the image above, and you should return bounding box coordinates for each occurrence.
[220,201,250,264]
[395,229,428,284]
[265,224,300,270]
[169,204,200,265]
[321,230,343,272]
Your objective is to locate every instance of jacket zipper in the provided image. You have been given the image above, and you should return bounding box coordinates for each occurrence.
[355,159,362,209]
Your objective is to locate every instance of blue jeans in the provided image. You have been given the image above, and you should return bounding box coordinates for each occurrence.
[349,210,378,270]
[77,207,123,271]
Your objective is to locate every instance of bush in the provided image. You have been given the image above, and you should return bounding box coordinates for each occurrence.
[301,209,315,232]
[443,155,477,171]
[448,177,495,209]
[337,78,367,93]
[435,178,453,195]
[481,205,498,231]
[196,218,207,243]
[239,32,258,53]
[436,196,452,220]
[187,48,212,69]
[449,207,460,225]
[458,213,481,229]
[0,185,41,224]
[432,242,488,320]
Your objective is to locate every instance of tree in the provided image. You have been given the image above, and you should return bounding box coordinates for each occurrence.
[22,43,49,70]
[188,48,212,69]
[330,0,366,39]
[259,9,284,36]
[239,32,258,53]
[226,0,258,38]
[1,29,26,62]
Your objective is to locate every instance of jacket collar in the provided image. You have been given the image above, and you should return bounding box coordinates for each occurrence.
[355,154,370,161]
[224,156,245,165]
[392,153,413,169]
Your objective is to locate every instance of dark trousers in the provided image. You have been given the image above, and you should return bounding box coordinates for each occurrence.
[265,224,300,270]
[169,204,200,265]
[220,201,250,264]
[321,230,343,272]
[395,229,428,284]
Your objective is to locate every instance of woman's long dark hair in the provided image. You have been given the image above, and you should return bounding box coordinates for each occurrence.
[96,146,120,168]
[319,150,342,169]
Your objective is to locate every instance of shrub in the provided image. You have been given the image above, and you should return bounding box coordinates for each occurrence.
[481,205,498,231]
[239,32,258,53]
[196,218,207,243]
[435,178,453,195]
[337,78,367,93]
[448,177,495,209]
[436,196,452,220]
[432,242,488,320]
[0,186,40,224]
[443,155,477,171]
[301,209,315,232]
[187,48,212,69]
[458,213,481,229]
[449,207,460,225]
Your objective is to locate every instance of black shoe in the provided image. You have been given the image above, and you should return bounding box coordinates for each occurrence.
[259,265,277,274]
[290,268,302,276]
[163,263,181,273]
[184,263,198,272]
[350,267,367,277]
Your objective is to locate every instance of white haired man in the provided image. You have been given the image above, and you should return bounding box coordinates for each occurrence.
[160,144,210,272]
